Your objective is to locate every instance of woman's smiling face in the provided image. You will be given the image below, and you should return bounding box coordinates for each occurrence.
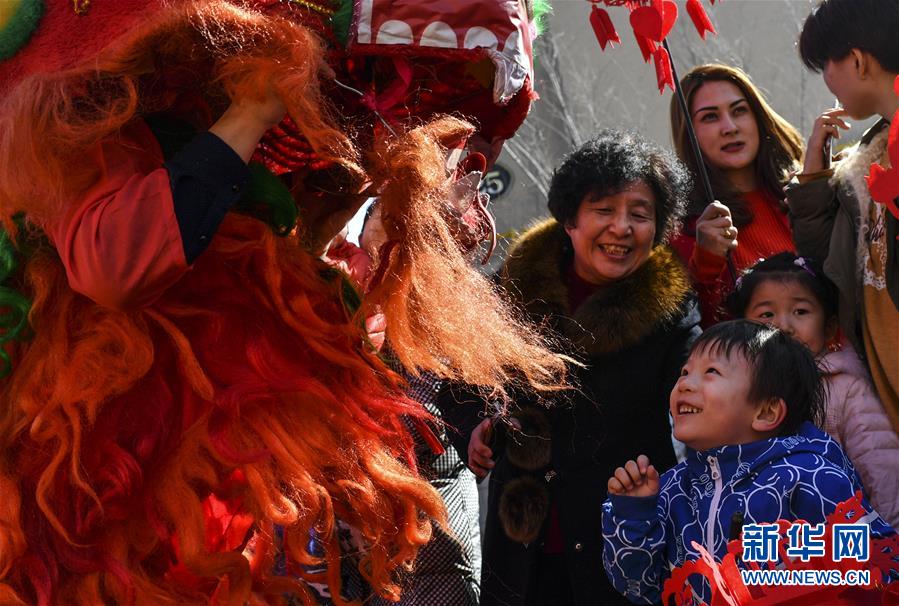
[565,180,657,286]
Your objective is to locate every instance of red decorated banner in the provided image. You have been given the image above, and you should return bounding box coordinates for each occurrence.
[662,493,899,606]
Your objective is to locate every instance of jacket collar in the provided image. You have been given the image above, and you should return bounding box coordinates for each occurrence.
[500,218,693,356]
[683,422,846,485]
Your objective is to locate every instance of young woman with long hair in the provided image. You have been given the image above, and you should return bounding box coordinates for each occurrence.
[669,63,805,326]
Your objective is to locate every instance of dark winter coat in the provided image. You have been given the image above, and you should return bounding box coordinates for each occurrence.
[785,119,899,354]
[442,219,701,606]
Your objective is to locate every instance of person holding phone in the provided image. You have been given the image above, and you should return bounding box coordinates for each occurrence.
[788,0,899,434]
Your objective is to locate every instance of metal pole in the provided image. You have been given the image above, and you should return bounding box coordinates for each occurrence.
[663,38,714,205]
[663,37,737,283]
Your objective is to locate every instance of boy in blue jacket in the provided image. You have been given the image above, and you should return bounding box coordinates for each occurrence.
[601,320,895,605]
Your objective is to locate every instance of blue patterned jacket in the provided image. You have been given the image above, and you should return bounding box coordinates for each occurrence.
[601,422,895,604]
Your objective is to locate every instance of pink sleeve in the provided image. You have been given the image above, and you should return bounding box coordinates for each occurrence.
[836,376,899,528]
[48,122,189,310]
[325,240,372,289]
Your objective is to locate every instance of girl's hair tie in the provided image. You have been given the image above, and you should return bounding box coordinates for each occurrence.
[794,256,816,277]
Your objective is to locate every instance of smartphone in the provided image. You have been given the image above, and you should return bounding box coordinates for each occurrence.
[822,98,841,170]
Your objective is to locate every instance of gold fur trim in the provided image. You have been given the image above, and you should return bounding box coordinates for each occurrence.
[832,123,888,282]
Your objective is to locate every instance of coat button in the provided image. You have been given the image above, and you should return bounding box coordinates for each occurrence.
[199,235,208,243]
[574,542,583,552]
[232,184,241,193]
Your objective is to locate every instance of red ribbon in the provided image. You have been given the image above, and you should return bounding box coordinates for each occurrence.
[686,0,716,39]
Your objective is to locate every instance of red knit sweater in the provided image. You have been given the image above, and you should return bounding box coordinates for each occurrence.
[670,189,795,327]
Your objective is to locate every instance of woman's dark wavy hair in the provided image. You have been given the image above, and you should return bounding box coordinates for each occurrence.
[546,129,690,245]
[800,0,899,73]
[670,64,804,227]
[690,320,825,436]
[725,252,838,320]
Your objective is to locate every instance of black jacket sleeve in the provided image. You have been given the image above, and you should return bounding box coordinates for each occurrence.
[164,132,251,263]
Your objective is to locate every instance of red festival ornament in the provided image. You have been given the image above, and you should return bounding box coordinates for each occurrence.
[589,5,620,50]
[687,0,716,39]
[585,0,717,93]
[865,75,899,221]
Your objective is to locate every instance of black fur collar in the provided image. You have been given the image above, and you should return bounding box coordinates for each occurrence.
[500,218,692,357]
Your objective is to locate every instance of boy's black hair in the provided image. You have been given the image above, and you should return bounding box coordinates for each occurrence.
[799,0,899,73]
[725,252,838,320]
[546,130,690,245]
[689,320,825,436]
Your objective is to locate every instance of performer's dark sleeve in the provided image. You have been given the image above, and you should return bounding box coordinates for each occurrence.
[164,132,251,263]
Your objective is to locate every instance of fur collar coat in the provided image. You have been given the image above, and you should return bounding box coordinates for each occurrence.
[477,218,702,606]
[500,218,694,357]
[786,119,899,353]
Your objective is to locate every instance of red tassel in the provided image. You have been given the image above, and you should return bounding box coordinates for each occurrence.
[589,6,620,50]
[686,0,716,39]
[634,31,657,63]
[653,47,674,93]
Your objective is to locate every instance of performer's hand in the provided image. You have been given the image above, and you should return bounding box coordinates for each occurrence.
[608,455,659,498]
[695,201,738,258]
[802,108,850,174]
[297,188,372,257]
[209,89,286,164]
[468,418,495,479]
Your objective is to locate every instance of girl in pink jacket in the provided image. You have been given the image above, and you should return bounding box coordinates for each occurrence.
[727,252,899,527]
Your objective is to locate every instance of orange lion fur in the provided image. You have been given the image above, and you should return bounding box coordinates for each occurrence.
[0,1,361,228]
[0,2,570,604]
[0,213,446,605]
[364,117,570,402]
[0,3,438,605]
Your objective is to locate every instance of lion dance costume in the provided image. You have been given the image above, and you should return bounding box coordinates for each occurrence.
[0,1,564,604]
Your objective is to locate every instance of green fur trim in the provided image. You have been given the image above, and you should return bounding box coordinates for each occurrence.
[0,217,33,378]
[330,0,354,47]
[320,265,374,349]
[531,0,551,35]
[238,163,298,236]
[0,0,44,61]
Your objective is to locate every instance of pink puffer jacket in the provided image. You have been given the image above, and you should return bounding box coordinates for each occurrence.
[821,345,899,528]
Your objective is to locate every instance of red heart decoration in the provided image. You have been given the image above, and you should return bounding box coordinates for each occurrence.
[630,0,678,42]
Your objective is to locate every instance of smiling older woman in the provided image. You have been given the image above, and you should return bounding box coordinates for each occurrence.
[448,130,702,606]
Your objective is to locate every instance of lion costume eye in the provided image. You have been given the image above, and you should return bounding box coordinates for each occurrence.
[0,0,44,61]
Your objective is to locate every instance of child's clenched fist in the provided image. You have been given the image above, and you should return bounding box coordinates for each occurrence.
[607,454,659,498]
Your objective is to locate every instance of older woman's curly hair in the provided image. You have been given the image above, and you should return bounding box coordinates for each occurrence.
[546,130,690,245]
